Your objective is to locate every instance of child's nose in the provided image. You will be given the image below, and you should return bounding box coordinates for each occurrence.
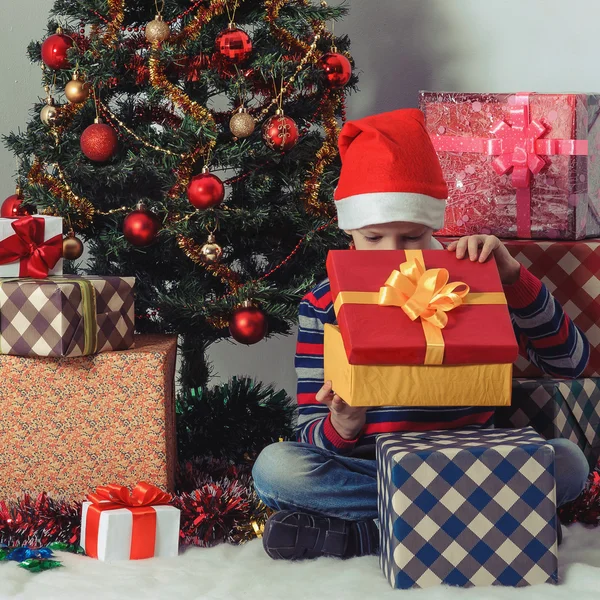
[380,239,406,250]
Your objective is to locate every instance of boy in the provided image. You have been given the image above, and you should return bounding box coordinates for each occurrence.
[252,109,591,561]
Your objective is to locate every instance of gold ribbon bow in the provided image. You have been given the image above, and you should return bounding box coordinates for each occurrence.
[378,254,469,364]
[333,249,507,365]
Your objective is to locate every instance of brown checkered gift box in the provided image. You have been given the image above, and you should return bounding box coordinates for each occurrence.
[502,240,600,377]
[0,276,135,357]
[0,334,177,501]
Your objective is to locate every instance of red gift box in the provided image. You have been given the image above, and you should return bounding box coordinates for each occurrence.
[419,92,600,240]
[503,239,600,377]
[326,249,518,366]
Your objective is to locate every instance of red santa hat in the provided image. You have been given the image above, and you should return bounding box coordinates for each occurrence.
[334,108,448,231]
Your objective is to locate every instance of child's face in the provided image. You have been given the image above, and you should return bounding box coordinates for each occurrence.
[347,222,434,251]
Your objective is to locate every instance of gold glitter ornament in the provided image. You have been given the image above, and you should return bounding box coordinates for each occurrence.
[145,14,170,43]
[229,107,255,139]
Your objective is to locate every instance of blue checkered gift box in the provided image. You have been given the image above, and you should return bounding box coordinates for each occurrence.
[377,427,558,589]
[496,378,600,469]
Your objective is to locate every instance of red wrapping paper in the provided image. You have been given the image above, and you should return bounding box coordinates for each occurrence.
[326,250,518,366]
[419,92,600,240]
[504,239,600,377]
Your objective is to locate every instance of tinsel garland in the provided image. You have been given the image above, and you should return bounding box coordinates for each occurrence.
[559,469,600,525]
[104,0,125,47]
[177,234,243,290]
[170,0,235,46]
[302,90,341,216]
[27,160,95,227]
[0,458,270,550]
[265,0,311,53]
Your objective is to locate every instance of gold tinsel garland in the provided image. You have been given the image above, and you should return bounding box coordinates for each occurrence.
[148,51,217,149]
[301,91,341,216]
[177,235,242,291]
[28,160,95,227]
[104,0,125,46]
[265,0,312,53]
[170,0,235,46]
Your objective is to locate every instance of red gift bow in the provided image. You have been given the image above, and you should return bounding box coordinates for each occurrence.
[430,92,588,238]
[85,482,172,560]
[0,216,62,278]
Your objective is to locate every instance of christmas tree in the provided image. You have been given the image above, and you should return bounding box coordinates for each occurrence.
[3,0,355,411]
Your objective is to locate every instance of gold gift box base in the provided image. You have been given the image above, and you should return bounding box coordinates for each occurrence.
[324,324,512,407]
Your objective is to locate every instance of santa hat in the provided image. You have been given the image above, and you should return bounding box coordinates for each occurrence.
[334,108,448,231]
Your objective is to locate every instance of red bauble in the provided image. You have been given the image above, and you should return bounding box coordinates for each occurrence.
[41,32,73,70]
[262,113,299,152]
[215,26,253,63]
[80,122,119,162]
[229,303,268,345]
[123,206,160,247]
[320,52,352,88]
[187,171,225,209]
[1,194,29,218]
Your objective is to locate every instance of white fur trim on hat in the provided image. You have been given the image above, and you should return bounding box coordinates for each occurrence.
[335,192,446,231]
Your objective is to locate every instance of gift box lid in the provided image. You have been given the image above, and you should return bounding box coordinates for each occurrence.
[326,249,519,366]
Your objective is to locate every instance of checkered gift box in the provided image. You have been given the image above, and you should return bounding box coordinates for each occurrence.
[377,427,557,589]
[496,378,600,469]
[0,276,134,357]
[503,239,600,377]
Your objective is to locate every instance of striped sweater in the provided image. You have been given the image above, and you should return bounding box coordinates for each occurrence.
[295,264,590,454]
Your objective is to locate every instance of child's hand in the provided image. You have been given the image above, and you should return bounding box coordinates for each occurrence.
[316,381,367,440]
[446,235,521,285]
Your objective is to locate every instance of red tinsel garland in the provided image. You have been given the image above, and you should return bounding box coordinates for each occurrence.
[0,459,268,550]
[559,470,600,525]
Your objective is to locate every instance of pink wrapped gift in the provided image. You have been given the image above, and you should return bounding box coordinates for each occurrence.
[419,92,600,240]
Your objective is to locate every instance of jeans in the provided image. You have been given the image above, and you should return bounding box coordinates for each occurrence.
[252,438,590,521]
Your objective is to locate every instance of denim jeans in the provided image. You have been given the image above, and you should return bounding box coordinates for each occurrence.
[252,438,590,521]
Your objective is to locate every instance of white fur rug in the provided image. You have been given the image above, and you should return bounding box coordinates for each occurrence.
[0,524,599,600]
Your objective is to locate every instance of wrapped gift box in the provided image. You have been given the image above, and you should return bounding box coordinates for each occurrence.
[419,92,600,239]
[0,335,177,501]
[377,427,558,589]
[324,249,518,406]
[496,378,600,469]
[0,215,63,277]
[503,239,600,377]
[437,238,600,377]
[80,483,180,561]
[0,275,135,357]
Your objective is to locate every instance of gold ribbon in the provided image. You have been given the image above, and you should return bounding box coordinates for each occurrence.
[332,249,507,365]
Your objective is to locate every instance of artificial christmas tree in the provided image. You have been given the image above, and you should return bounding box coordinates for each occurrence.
[3,0,356,414]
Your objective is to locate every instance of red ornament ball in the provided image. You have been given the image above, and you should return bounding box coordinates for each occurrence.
[320,52,352,88]
[229,303,268,345]
[187,171,225,210]
[80,122,119,162]
[41,32,73,70]
[262,113,299,152]
[123,207,160,247]
[1,194,29,218]
[215,26,253,63]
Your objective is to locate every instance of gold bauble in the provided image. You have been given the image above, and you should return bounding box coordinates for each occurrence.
[145,14,170,43]
[200,233,223,263]
[65,76,91,104]
[62,231,85,260]
[40,100,59,126]
[229,108,255,139]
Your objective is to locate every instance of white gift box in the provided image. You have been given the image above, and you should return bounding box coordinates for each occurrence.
[80,501,180,561]
[0,215,63,277]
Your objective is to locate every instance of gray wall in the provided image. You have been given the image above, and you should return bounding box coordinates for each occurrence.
[1,0,597,396]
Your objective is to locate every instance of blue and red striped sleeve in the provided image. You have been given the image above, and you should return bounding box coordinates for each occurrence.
[294,280,360,454]
[504,266,590,378]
